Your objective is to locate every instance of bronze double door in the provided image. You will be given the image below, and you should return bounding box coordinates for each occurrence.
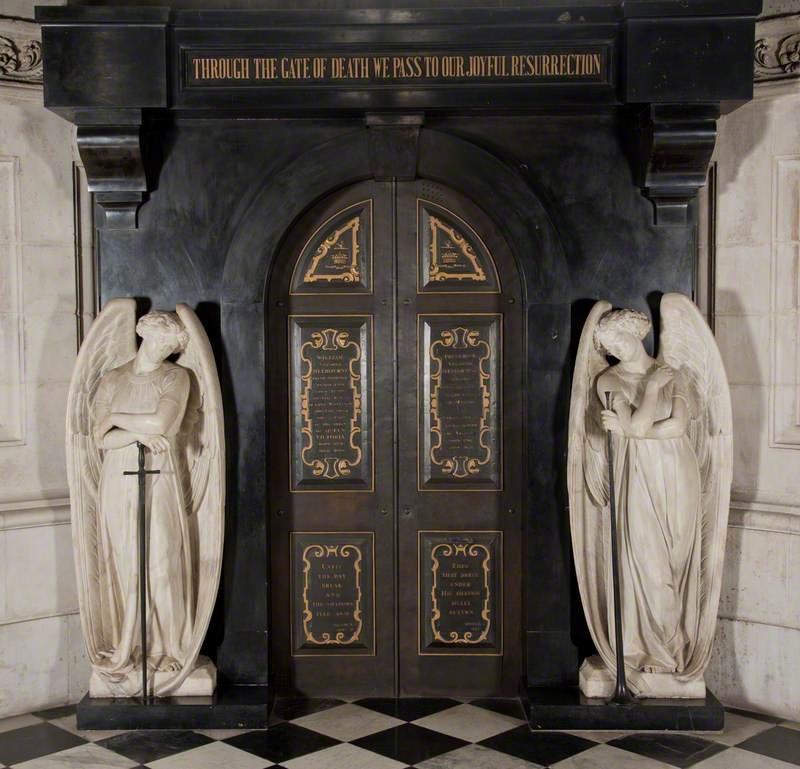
[268,179,523,697]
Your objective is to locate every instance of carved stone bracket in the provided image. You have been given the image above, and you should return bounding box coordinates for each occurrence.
[0,19,42,85]
[629,104,719,227]
[76,123,147,230]
[365,113,424,181]
[755,13,800,83]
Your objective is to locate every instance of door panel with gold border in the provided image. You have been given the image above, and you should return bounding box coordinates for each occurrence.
[268,179,523,697]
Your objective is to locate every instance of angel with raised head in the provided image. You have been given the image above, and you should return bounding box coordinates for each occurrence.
[66,299,224,697]
[568,294,732,698]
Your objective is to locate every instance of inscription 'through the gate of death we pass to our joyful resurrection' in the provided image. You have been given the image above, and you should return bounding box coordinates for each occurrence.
[186,49,607,86]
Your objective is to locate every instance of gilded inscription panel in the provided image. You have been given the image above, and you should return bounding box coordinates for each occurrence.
[289,316,373,491]
[417,200,499,293]
[291,532,375,656]
[418,314,501,490]
[419,531,502,655]
[291,200,372,294]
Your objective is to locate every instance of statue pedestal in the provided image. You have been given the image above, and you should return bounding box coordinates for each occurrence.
[579,655,707,699]
[522,682,724,732]
[89,656,217,698]
[77,678,271,730]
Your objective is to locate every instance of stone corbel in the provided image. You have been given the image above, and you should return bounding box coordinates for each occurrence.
[629,104,719,227]
[76,121,147,230]
[365,113,424,181]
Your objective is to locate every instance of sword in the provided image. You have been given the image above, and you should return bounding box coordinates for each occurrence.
[124,442,160,703]
[604,392,633,704]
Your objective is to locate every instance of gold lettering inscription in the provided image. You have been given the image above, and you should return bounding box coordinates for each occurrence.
[430,542,492,644]
[429,326,493,478]
[300,328,363,479]
[188,50,604,84]
[302,543,363,645]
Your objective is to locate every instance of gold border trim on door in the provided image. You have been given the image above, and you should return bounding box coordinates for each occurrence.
[416,198,501,294]
[417,530,504,657]
[290,199,374,295]
[288,314,375,493]
[290,531,377,657]
[416,313,504,492]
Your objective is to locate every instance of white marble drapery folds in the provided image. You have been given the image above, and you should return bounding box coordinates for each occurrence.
[568,294,732,698]
[66,299,224,697]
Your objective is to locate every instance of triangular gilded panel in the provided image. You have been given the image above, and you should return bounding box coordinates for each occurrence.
[291,200,372,294]
[418,200,499,293]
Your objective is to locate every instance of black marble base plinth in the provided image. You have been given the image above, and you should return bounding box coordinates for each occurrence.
[522,686,724,732]
[76,684,271,730]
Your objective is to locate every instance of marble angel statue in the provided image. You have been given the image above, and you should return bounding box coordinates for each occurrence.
[66,299,224,697]
[568,294,732,698]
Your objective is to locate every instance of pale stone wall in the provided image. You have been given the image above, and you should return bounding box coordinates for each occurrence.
[704,78,800,721]
[0,7,93,718]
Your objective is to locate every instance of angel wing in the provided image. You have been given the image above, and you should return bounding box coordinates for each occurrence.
[567,300,619,679]
[65,298,137,668]
[157,304,225,695]
[657,292,732,678]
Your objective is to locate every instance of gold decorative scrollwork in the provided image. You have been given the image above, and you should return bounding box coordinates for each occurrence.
[301,544,363,645]
[303,216,361,284]
[430,542,492,644]
[429,326,492,477]
[300,328,363,479]
[428,216,487,283]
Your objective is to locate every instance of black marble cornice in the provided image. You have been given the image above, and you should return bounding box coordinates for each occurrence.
[35,0,761,227]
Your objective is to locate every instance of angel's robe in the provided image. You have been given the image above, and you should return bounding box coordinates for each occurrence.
[92,361,194,682]
[608,366,702,674]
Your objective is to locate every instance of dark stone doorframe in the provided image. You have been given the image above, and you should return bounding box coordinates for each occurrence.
[217,126,574,686]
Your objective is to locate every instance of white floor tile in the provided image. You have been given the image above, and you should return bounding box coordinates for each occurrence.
[12,743,139,769]
[779,720,800,731]
[291,703,403,742]
[550,743,675,769]
[413,703,524,742]
[146,740,273,769]
[707,711,777,746]
[416,743,543,769]
[282,742,407,769]
[692,746,799,769]
[0,714,42,735]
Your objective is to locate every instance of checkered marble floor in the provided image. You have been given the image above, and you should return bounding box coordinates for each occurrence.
[0,699,798,769]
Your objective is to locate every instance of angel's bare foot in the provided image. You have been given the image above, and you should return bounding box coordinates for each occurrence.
[156,656,182,672]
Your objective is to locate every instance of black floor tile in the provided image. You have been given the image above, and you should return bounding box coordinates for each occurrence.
[0,722,86,766]
[469,698,526,720]
[96,729,213,764]
[271,697,346,723]
[352,723,468,765]
[737,726,800,766]
[608,733,728,768]
[225,722,339,764]
[31,704,78,720]
[480,726,595,766]
[354,697,461,722]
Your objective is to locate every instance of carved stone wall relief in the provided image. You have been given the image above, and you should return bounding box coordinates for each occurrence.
[755,13,800,83]
[0,20,42,86]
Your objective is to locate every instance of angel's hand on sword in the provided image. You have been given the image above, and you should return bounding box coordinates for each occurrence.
[601,410,625,436]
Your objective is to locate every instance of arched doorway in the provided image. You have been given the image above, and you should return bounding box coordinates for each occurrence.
[267,178,524,697]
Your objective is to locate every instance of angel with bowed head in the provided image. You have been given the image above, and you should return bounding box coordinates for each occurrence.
[66,299,224,697]
[568,294,732,698]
